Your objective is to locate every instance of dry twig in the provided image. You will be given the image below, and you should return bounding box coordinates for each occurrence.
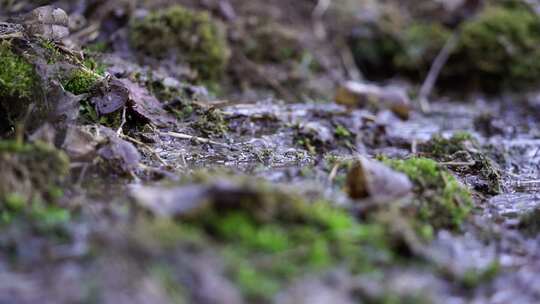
[160,131,236,150]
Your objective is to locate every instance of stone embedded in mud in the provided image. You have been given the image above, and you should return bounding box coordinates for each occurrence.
[346,156,413,202]
[129,5,230,81]
[335,81,411,120]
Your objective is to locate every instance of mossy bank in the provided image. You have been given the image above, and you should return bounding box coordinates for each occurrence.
[350,0,540,92]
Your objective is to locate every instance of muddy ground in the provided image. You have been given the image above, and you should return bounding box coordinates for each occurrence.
[1,1,540,303]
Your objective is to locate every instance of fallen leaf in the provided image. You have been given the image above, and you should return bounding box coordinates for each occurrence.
[91,78,129,115]
[118,78,176,127]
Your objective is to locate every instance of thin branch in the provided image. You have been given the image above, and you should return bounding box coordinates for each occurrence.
[160,131,237,150]
[417,32,459,113]
[116,106,127,135]
[438,160,476,167]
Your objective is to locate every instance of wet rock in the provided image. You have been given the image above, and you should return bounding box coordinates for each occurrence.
[346,156,412,202]
[335,81,411,120]
[48,83,81,125]
[488,193,540,233]
[427,230,499,287]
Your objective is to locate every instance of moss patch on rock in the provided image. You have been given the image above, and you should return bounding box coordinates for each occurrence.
[385,157,473,231]
[418,131,475,158]
[136,175,394,302]
[129,5,230,81]
[62,68,101,95]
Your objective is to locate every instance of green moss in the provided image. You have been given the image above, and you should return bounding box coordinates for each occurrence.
[455,4,540,90]
[0,42,39,133]
[351,21,452,80]
[0,141,69,197]
[385,157,473,230]
[130,5,230,81]
[62,68,100,95]
[40,38,62,64]
[334,124,352,138]
[84,41,109,53]
[0,41,37,99]
[200,203,391,302]
[419,132,474,158]
[349,26,402,80]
